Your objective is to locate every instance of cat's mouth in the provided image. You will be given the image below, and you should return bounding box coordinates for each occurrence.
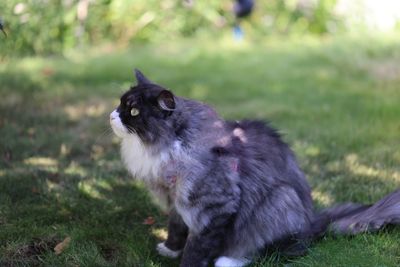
[110,110,130,138]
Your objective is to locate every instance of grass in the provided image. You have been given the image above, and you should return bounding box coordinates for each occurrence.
[1,34,400,266]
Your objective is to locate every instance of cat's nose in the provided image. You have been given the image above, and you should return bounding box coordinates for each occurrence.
[110,110,119,121]
[110,111,116,121]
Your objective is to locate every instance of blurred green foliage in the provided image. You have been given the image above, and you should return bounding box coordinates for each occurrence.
[0,0,340,55]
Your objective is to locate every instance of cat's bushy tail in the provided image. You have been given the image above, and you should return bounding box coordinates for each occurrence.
[311,190,400,237]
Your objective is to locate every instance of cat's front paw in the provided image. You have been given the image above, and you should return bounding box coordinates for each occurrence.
[156,242,182,258]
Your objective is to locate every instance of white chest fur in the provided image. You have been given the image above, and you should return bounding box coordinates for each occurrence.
[121,135,170,182]
[120,135,184,211]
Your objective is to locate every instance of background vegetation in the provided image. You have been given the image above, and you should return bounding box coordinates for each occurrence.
[1,0,340,55]
[1,0,400,266]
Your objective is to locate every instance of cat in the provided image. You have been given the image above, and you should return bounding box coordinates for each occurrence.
[110,69,400,267]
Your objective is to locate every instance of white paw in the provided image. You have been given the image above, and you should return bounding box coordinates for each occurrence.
[215,256,251,267]
[156,242,181,258]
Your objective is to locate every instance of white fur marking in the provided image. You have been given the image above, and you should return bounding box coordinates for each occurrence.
[121,135,169,181]
[110,110,168,180]
[214,256,251,267]
[156,242,181,258]
[110,110,185,210]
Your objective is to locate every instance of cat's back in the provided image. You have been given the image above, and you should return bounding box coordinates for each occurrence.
[223,119,313,214]
[225,120,291,169]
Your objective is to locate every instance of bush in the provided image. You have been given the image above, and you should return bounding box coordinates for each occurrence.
[0,0,340,56]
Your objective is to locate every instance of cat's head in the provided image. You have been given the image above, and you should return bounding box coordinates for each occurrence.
[110,69,177,145]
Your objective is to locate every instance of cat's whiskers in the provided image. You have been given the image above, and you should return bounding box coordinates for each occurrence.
[95,126,114,143]
[126,125,137,134]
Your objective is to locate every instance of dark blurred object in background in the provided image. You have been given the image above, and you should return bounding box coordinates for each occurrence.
[233,0,254,40]
[0,18,7,37]
[234,0,254,18]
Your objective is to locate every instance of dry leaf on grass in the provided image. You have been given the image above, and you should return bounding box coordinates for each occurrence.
[31,187,39,194]
[143,216,155,225]
[54,236,71,255]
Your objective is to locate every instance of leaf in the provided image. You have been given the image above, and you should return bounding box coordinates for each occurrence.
[142,216,155,225]
[54,236,71,255]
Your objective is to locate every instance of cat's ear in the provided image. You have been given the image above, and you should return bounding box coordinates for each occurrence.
[157,90,175,111]
[134,69,152,85]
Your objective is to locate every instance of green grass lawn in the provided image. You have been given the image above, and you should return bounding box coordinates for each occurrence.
[1,35,400,266]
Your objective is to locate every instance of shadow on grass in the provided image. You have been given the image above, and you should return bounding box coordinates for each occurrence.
[0,161,182,266]
[0,85,178,266]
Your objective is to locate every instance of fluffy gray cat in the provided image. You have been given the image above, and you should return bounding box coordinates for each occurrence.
[110,70,400,267]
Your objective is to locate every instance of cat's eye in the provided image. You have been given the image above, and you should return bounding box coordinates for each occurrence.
[130,108,139,116]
